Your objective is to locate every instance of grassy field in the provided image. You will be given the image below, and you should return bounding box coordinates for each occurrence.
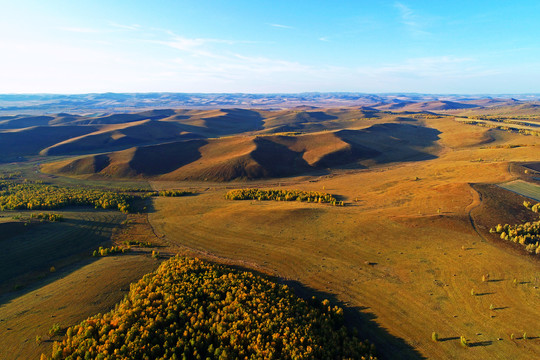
[0,209,125,294]
[1,115,540,359]
[0,204,164,359]
[148,119,540,360]
[499,180,540,202]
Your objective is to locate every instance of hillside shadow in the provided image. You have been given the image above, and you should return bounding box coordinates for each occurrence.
[251,138,313,178]
[281,278,426,360]
[0,253,100,306]
[202,109,265,135]
[0,216,123,304]
[336,124,441,165]
[130,139,208,175]
[216,261,424,359]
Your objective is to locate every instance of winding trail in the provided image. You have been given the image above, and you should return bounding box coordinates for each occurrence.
[466,184,487,242]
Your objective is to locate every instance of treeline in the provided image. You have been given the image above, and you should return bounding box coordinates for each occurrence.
[0,171,21,180]
[464,115,540,125]
[0,180,134,213]
[490,202,540,255]
[461,120,540,136]
[30,212,63,222]
[92,246,128,257]
[225,189,343,205]
[151,190,193,197]
[45,256,376,360]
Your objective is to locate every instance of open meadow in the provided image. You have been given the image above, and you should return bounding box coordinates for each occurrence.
[147,117,540,359]
[0,105,539,359]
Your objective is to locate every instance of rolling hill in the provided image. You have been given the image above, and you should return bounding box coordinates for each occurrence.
[42,123,440,181]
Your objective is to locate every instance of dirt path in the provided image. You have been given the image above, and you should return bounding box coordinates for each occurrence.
[466,185,487,243]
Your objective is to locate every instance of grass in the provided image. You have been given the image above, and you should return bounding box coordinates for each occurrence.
[147,118,540,360]
[2,115,540,360]
[499,180,540,202]
[0,209,125,293]
[0,204,164,360]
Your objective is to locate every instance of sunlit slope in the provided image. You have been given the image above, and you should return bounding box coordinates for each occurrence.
[42,123,441,181]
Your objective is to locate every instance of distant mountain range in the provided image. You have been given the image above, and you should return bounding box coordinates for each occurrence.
[1,92,540,115]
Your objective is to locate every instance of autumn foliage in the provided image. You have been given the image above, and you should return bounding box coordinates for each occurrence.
[0,180,134,213]
[46,256,376,360]
[225,188,342,205]
[491,202,540,255]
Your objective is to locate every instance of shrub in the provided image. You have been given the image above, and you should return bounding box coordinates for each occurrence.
[48,323,63,336]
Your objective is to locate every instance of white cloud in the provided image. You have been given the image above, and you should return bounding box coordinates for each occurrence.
[394,2,430,37]
[269,23,293,29]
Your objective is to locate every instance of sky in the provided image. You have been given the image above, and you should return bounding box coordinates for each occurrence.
[1,0,539,94]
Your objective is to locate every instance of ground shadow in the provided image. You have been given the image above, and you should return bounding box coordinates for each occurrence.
[469,340,493,347]
[219,262,425,359]
[493,306,509,311]
[0,213,126,304]
[281,278,426,359]
[475,292,495,296]
[438,336,459,342]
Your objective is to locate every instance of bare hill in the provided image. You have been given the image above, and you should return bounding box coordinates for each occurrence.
[161,108,265,136]
[374,100,479,111]
[40,120,201,156]
[42,123,440,181]
[0,125,100,160]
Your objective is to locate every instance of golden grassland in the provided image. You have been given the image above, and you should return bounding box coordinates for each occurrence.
[147,119,540,360]
[0,209,164,360]
[1,115,540,359]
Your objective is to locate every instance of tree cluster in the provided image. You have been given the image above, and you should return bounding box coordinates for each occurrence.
[225,189,343,206]
[491,202,540,255]
[45,256,376,360]
[30,212,64,222]
[0,180,134,213]
[461,120,540,136]
[523,201,540,213]
[92,246,128,257]
[155,190,193,197]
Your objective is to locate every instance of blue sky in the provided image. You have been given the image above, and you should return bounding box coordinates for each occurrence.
[1,0,539,93]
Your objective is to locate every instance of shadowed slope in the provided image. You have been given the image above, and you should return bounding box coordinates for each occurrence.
[162,108,265,136]
[0,115,56,129]
[43,123,440,181]
[0,125,100,160]
[374,100,479,111]
[40,120,201,156]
